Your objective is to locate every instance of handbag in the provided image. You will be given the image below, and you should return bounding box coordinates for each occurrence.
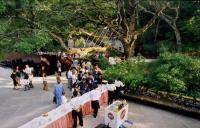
[53,96,56,104]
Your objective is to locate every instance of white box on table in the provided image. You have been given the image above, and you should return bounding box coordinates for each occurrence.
[105,100,128,128]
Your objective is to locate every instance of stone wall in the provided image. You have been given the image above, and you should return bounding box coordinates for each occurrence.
[130,86,200,111]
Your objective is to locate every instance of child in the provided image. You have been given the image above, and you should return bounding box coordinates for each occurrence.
[71,89,78,98]
[61,92,68,104]
[43,73,48,91]
[23,73,30,91]
[72,82,79,95]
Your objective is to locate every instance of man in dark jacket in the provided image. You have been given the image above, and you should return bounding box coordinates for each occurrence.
[78,77,89,95]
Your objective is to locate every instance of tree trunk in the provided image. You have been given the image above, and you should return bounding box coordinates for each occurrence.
[123,41,136,58]
[124,44,131,58]
[172,23,182,51]
[154,19,160,42]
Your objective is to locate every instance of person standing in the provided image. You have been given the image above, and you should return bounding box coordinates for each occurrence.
[10,67,20,90]
[78,77,89,95]
[97,72,103,85]
[66,68,72,90]
[15,66,21,88]
[72,83,80,96]
[23,73,30,91]
[73,58,78,66]
[77,70,83,84]
[57,60,62,76]
[72,69,78,85]
[42,73,48,91]
[86,72,95,90]
[114,79,125,100]
[53,76,64,106]
[106,80,116,105]
[61,92,68,104]
[70,91,83,128]
[24,65,34,88]
[94,64,102,74]
[86,61,92,71]
[90,89,101,118]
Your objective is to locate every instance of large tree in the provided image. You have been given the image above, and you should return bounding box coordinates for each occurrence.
[62,0,172,57]
[0,0,196,58]
[138,0,182,49]
[0,0,69,54]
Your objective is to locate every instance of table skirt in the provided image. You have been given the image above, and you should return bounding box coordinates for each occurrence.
[82,101,92,116]
[99,91,108,105]
[46,112,73,128]
[45,91,108,128]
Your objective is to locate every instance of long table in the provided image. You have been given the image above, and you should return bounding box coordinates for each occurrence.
[19,87,108,128]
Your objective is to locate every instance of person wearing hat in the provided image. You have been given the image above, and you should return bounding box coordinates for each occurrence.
[53,76,64,106]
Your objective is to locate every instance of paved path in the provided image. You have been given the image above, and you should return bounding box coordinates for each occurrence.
[0,67,199,128]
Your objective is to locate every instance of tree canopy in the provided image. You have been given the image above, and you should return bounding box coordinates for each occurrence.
[0,0,199,58]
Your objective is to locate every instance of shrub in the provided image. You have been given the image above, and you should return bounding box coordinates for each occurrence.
[103,51,200,98]
[103,57,146,88]
[147,52,200,97]
[96,56,110,70]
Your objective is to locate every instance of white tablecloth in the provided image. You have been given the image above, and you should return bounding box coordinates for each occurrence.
[18,81,124,128]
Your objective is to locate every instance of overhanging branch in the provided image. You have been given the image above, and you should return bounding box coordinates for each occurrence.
[49,32,68,51]
[134,4,168,36]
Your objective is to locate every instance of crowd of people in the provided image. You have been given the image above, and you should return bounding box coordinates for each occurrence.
[66,60,102,93]
[53,58,125,128]
[53,59,105,128]
[9,53,125,128]
[10,65,34,90]
[10,64,50,91]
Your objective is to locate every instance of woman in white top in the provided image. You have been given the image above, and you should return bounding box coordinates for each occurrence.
[72,69,77,84]
[61,92,68,104]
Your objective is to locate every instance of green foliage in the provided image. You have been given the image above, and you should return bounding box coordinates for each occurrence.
[97,56,110,70]
[158,41,177,53]
[0,0,117,55]
[14,30,52,53]
[142,43,157,54]
[185,9,200,41]
[0,19,10,32]
[147,52,200,97]
[0,0,6,14]
[179,4,200,44]
[74,37,85,47]
[84,23,97,31]
[104,52,200,98]
[104,58,146,88]
[0,0,199,59]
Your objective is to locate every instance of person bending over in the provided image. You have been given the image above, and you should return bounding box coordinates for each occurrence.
[70,91,83,128]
